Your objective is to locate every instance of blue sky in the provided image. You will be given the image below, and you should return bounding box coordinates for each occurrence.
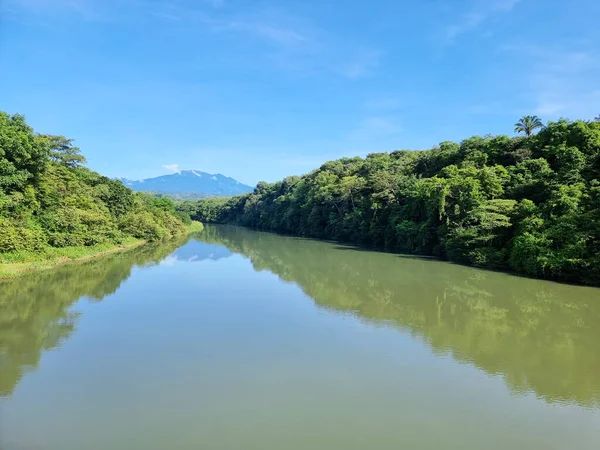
[1,0,599,185]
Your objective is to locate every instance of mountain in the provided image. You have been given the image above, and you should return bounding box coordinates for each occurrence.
[119,170,254,197]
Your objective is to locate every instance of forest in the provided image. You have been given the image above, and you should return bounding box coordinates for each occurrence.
[181,117,600,285]
[0,111,193,265]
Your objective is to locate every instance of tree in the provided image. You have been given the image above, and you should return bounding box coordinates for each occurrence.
[186,119,600,285]
[0,112,50,192]
[0,110,189,254]
[514,115,544,137]
[43,135,86,168]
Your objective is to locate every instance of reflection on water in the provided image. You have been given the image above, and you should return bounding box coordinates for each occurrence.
[197,225,600,408]
[172,239,233,263]
[2,224,599,414]
[0,236,195,397]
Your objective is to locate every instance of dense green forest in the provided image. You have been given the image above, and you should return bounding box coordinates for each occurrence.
[0,111,192,262]
[182,118,600,285]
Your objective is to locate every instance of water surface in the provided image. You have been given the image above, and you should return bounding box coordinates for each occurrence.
[1,225,599,449]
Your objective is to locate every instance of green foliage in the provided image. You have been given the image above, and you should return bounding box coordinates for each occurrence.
[190,119,600,285]
[43,134,87,168]
[174,210,193,225]
[0,112,50,192]
[0,111,188,256]
[177,196,231,223]
[514,115,544,137]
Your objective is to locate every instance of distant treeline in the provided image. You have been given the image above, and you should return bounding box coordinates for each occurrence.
[0,111,191,256]
[179,117,600,285]
[145,191,215,201]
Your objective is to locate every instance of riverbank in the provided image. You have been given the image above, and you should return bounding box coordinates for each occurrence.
[0,238,146,279]
[0,221,204,279]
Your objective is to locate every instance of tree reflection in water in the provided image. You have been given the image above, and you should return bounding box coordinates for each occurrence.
[198,225,600,408]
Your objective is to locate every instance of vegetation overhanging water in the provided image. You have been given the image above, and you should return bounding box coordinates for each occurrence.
[181,117,600,286]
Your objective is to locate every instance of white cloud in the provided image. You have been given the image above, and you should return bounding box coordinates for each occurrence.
[351,117,402,140]
[4,0,105,21]
[162,163,181,173]
[146,3,378,80]
[174,7,313,49]
[337,49,382,80]
[222,20,309,46]
[143,2,309,47]
[502,44,600,119]
[363,117,400,133]
[445,0,522,43]
[203,0,225,8]
[6,0,80,9]
[364,97,403,111]
[467,102,506,115]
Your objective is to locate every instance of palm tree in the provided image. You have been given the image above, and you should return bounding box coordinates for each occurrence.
[514,115,544,137]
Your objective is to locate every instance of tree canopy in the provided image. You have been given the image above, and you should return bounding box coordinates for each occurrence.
[514,115,544,136]
[182,118,600,285]
[0,111,190,257]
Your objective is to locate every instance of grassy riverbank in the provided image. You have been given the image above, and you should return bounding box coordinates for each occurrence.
[0,238,145,278]
[0,221,203,278]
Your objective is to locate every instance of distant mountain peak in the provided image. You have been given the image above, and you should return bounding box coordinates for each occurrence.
[119,170,253,198]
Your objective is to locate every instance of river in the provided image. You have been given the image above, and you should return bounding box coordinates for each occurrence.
[1,225,599,449]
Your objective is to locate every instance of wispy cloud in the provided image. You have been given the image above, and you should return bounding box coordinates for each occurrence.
[218,20,309,46]
[3,0,105,21]
[445,0,522,43]
[7,0,382,80]
[146,2,312,48]
[146,3,379,79]
[351,117,402,141]
[203,0,225,8]
[502,43,600,119]
[362,117,401,134]
[337,49,382,80]
[162,163,181,173]
[467,101,507,115]
[6,0,82,9]
[364,96,403,111]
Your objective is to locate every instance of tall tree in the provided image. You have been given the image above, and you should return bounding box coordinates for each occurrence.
[42,135,86,168]
[514,115,544,137]
[0,112,50,192]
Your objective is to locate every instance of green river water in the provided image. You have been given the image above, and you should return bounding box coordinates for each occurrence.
[1,224,599,449]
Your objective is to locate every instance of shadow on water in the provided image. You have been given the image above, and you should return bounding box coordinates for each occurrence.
[197,224,600,409]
